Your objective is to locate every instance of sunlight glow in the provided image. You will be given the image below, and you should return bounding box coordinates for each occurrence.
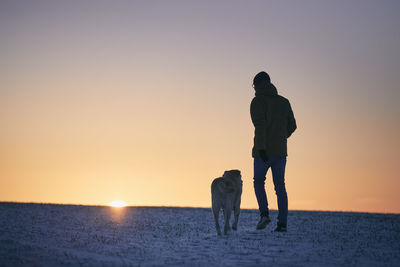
[109,200,127,208]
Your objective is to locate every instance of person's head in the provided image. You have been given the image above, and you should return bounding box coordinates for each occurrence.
[253,71,270,89]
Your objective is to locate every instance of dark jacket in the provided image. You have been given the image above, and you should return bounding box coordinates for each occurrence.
[250,83,297,157]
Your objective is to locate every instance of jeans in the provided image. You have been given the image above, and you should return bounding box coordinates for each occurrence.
[253,156,288,225]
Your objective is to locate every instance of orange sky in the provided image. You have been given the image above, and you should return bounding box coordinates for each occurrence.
[1,1,399,213]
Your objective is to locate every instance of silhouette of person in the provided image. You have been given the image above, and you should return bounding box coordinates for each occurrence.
[250,71,297,232]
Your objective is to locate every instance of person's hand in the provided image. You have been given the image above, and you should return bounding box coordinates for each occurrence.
[259,150,269,162]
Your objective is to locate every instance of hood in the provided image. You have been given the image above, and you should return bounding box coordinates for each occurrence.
[255,83,278,96]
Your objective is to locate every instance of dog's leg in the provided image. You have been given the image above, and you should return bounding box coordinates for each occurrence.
[232,197,241,230]
[232,206,240,230]
[212,205,222,236]
[223,204,232,235]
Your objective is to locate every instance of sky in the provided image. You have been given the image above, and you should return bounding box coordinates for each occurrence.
[1,0,399,213]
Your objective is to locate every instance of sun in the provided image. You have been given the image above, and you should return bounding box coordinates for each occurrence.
[108,200,127,208]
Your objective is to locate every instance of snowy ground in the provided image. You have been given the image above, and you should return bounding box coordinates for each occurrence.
[0,203,399,266]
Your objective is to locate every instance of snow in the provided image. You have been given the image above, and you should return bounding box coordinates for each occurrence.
[0,202,399,266]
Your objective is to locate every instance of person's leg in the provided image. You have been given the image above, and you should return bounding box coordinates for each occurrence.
[271,157,288,225]
[253,157,270,214]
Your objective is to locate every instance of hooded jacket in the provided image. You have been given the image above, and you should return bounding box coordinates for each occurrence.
[250,83,297,157]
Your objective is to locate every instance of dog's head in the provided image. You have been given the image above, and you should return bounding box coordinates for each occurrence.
[222,169,242,188]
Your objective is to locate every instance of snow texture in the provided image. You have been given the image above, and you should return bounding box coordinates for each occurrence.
[0,202,399,266]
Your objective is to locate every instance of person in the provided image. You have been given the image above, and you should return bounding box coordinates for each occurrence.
[250,71,297,232]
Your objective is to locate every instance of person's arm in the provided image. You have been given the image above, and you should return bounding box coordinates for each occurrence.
[287,101,297,138]
[250,97,266,151]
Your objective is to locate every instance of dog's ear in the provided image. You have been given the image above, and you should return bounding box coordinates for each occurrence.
[230,170,241,176]
[224,170,241,179]
[223,171,233,179]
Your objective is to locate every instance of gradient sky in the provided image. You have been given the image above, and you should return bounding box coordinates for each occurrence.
[1,0,399,213]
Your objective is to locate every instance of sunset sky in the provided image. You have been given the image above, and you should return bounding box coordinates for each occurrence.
[1,0,399,213]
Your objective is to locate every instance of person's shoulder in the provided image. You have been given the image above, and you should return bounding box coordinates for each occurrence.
[275,94,288,101]
[276,94,292,104]
[275,95,293,111]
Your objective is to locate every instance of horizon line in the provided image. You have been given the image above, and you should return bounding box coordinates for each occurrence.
[1,201,399,216]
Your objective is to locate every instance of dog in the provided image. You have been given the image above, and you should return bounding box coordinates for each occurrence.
[211,169,242,235]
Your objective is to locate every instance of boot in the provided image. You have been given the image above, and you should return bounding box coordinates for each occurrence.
[256,211,271,230]
[274,222,287,232]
